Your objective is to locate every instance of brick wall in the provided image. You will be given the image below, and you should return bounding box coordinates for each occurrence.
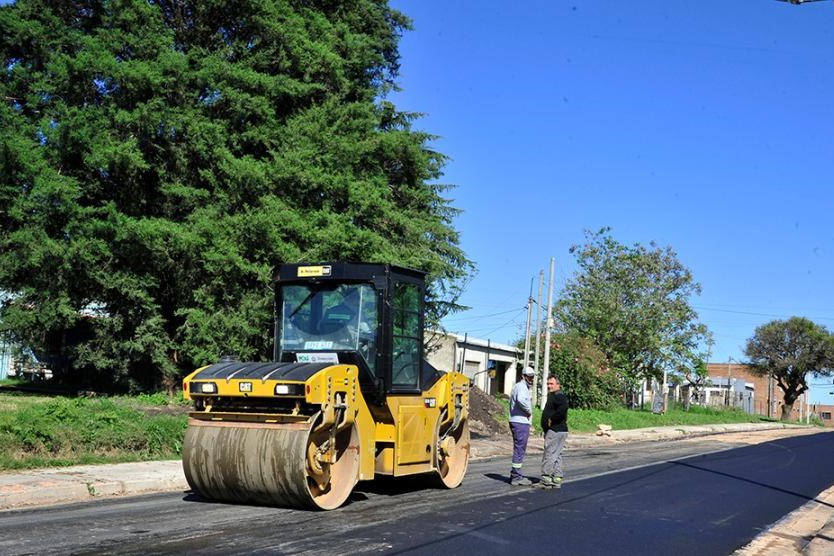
[707,363,833,425]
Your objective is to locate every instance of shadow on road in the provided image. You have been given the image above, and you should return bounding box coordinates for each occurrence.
[671,460,834,509]
[485,472,510,484]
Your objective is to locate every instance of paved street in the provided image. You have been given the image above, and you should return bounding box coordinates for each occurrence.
[0,425,832,555]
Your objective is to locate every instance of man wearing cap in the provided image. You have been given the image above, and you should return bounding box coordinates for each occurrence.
[508,366,536,485]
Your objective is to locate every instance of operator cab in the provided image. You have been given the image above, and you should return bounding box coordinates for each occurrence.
[275,262,440,397]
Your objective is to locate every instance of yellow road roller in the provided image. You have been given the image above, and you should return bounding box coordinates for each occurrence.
[182,262,470,510]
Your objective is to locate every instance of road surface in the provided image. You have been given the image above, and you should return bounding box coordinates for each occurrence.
[2,431,832,555]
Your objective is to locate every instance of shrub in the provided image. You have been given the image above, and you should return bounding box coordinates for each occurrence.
[0,394,187,470]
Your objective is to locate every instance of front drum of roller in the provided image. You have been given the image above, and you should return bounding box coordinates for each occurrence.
[182,417,360,510]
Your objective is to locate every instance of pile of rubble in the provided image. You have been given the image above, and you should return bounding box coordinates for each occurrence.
[468,386,509,439]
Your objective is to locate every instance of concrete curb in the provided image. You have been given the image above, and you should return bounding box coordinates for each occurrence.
[472,422,813,458]
[735,482,834,556]
[569,422,813,444]
[806,520,834,556]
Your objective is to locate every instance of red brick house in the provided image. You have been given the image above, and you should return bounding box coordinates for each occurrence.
[706,363,834,426]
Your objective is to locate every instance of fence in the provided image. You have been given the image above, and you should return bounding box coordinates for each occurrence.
[0,333,12,380]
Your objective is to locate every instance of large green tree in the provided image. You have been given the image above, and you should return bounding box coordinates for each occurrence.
[0,0,472,391]
[555,228,709,393]
[745,317,834,421]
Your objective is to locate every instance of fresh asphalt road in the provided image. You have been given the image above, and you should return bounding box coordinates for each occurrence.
[2,431,833,555]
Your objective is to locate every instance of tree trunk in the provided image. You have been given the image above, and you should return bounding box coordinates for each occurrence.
[781,388,801,421]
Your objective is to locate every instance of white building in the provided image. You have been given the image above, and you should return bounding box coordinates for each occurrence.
[426,332,522,396]
[0,334,12,380]
[638,376,756,414]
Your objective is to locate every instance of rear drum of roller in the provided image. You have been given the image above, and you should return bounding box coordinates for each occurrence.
[435,418,470,488]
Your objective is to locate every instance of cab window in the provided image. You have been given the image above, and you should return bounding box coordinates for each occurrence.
[281,283,379,376]
[391,282,421,389]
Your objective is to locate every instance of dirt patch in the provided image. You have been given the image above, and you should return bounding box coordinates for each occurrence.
[683,427,824,445]
[468,386,508,438]
[138,405,190,417]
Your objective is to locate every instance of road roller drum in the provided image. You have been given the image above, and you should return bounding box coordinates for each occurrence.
[182,417,360,510]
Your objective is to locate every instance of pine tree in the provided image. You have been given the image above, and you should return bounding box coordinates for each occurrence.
[0,0,471,391]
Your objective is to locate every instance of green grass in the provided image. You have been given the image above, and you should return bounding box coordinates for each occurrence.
[496,398,810,434]
[0,392,188,470]
[567,404,769,433]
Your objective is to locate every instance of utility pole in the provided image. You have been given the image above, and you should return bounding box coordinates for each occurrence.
[541,258,555,409]
[726,357,733,407]
[485,339,491,394]
[533,270,543,406]
[460,333,468,375]
[522,278,533,370]
[800,390,804,422]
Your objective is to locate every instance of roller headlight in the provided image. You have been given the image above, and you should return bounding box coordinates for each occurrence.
[274,383,304,396]
[195,382,217,394]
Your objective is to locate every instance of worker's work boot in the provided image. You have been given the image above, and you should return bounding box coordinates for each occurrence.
[540,474,555,487]
[510,476,532,486]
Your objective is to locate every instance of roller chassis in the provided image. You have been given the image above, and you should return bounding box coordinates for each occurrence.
[182,262,471,510]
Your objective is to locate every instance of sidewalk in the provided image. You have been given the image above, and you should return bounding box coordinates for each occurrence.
[0,460,187,511]
[0,423,830,554]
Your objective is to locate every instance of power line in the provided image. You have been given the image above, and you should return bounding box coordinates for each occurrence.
[442,306,526,323]
[695,304,834,322]
[482,314,526,339]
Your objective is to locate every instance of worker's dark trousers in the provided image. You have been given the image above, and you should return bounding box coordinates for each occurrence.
[509,422,531,480]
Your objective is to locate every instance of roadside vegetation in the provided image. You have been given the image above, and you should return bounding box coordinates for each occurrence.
[565,404,807,434]
[0,386,188,471]
[495,396,820,435]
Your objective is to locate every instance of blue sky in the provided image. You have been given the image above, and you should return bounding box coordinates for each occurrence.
[389,1,834,402]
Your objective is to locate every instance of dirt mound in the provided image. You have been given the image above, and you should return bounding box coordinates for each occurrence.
[468,386,508,438]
